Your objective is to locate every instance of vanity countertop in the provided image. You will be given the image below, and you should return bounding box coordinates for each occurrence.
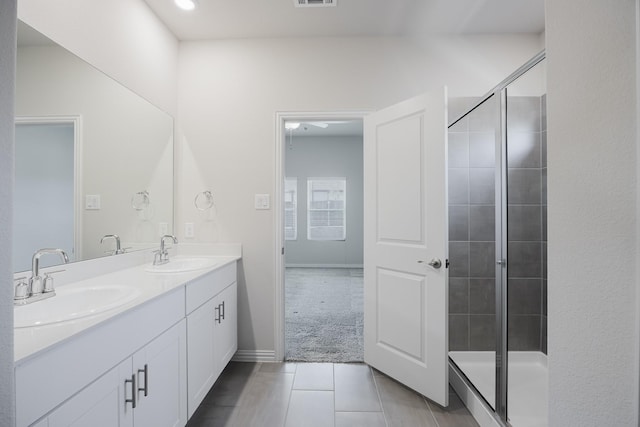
[14,245,241,365]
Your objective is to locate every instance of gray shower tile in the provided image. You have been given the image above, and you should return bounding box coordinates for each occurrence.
[508,242,542,278]
[469,132,495,168]
[469,168,495,205]
[448,132,469,168]
[449,168,469,205]
[542,167,547,205]
[507,131,541,168]
[508,169,541,205]
[506,96,541,132]
[449,278,469,314]
[507,205,542,241]
[449,242,470,278]
[469,278,495,314]
[469,315,496,351]
[449,205,469,241]
[469,242,495,278]
[542,205,547,240]
[449,315,469,351]
[449,96,480,124]
[508,315,541,351]
[541,94,547,131]
[468,98,496,132]
[542,242,547,278]
[507,279,541,315]
[469,205,495,241]
[541,315,548,355]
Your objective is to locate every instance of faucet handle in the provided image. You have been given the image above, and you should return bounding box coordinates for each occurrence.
[14,277,29,301]
[42,270,65,293]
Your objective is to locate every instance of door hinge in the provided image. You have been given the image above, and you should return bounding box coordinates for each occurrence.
[281,247,285,255]
[445,259,450,268]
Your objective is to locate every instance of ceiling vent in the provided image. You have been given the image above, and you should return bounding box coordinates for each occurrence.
[294,0,336,8]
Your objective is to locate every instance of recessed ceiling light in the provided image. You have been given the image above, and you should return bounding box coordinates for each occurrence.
[175,0,197,11]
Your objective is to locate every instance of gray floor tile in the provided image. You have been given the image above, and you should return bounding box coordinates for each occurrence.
[258,362,297,373]
[292,363,334,390]
[334,364,381,412]
[186,405,237,427]
[426,391,480,427]
[375,374,439,427]
[335,412,386,427]
[206,362,259,406]
[231,372,295,427]
[285,390,335,427]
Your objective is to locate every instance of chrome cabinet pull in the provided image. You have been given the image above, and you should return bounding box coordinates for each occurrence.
[125,374,137,409]
[221,301,225,320]
[138,364,148,397]
[215,305,221,323]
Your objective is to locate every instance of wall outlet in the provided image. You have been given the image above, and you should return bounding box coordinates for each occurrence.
[158,222,168,236]
[255,194,270,210]
[85,194,101,210]
[185,222,195,239]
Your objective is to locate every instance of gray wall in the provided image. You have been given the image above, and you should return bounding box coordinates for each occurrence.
[448,94,547,353]
[0,1,16,425]
[284,135,363,267]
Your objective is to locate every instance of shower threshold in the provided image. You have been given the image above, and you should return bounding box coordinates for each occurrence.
[449,351,548,427]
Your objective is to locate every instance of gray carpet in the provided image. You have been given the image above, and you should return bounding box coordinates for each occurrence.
[285,268,364,363]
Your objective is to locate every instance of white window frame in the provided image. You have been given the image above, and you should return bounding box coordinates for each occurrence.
[307,177,346,241]
[284,177,297,241]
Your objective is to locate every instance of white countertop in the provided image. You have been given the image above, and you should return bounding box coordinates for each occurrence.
[14,244,241,364]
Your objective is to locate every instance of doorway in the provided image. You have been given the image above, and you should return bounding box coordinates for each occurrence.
[276,114,365,362]
[13,117,81,272]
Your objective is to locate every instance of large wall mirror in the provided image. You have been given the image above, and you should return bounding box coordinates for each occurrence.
[14,21,174,272]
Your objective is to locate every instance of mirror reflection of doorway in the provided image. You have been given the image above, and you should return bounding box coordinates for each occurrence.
[14,120,77,272]
[283,119,364,362]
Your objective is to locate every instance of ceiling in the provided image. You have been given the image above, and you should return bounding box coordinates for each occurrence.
[143,0,545,41]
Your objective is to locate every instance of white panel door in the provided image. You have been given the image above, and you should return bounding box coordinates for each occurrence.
[363,90,448,406]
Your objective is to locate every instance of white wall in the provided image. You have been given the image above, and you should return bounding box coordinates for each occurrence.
[285,135,363,267]
[546,1,639,425]
[176,34,541,353]
[18,0,178,116]
[0,1,16,424]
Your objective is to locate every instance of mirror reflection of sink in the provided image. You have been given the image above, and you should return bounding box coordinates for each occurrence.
[14,285,141,328]
[144,257,221,273]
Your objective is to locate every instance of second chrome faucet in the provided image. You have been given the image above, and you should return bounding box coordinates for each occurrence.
[154,235,178,265]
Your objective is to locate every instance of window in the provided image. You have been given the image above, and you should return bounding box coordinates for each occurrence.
[284,178,297,240]
[307,178,346,240]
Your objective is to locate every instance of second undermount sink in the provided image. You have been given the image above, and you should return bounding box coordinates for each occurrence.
[144,256,221,273]
[14,284,142,328]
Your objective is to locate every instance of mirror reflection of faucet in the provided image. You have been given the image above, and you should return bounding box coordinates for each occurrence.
[153,235,178,266]
[100,234,129,255]
[14,248,69,305]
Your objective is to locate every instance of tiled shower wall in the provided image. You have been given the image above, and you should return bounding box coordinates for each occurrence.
[448,95,548,353]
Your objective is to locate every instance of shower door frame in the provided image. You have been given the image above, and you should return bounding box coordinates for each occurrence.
[447,50,546,426]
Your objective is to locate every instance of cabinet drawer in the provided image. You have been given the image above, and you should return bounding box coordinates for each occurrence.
[185,262,237,314]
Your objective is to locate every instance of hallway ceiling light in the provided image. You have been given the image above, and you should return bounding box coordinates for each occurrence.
[175,0,197,11]
[285,122,301,130]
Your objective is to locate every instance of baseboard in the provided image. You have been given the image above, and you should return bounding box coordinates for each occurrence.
[449,361,504,427]
[232,350,277,362]
[285,264,363,268]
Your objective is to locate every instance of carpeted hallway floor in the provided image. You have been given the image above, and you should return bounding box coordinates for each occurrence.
[285,268,363,363]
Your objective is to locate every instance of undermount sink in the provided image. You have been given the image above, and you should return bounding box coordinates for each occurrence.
[14,285,142,328]
[144,256,221,273]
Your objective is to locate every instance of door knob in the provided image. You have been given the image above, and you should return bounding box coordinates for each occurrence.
[428,258,442,269]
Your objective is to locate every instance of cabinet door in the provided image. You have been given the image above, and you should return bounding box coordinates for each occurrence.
[132,320,187,427]
[214,282,238,377]
[186,297,217,418]
[48,359,134,427]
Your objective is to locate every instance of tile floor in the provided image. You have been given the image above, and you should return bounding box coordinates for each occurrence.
[187,362,479,427]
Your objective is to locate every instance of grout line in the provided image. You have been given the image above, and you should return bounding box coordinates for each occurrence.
[369,365,390,427]
[423,396,442,427]
[282,363,297,427]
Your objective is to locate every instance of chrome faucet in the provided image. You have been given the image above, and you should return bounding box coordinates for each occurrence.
[101,234,125,255]
[154,235,178,265]
[15,248,69,305]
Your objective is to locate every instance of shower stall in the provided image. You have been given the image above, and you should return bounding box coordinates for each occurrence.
[447,53,547,427]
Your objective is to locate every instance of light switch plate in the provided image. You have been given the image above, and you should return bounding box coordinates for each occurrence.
[255,194,270,210]
[185,222,195,238]
[85,194,101,210]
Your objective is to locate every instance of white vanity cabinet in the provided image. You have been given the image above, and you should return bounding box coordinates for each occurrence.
[15,288,187,427]
[186,262,238,417]
[45,320,187,427]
